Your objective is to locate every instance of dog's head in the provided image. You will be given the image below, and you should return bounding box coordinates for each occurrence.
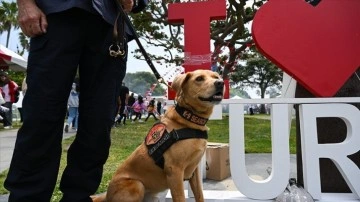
[171,70,224,109]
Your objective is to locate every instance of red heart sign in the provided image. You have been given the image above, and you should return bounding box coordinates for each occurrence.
[252,0,360,97]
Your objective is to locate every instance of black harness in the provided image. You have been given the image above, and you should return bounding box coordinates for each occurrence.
[146,127,208,169]
[145,105,209,169]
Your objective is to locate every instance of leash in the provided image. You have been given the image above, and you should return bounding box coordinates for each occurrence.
[111,1,170,87]
[109,12,126,57]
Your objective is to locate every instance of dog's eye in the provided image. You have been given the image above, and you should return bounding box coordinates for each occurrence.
[195,76,204,82]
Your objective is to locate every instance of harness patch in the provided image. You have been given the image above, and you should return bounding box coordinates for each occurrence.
[145,123,208,169]
[145,123,167,146]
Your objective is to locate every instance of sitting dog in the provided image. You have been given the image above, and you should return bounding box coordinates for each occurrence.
[92,69,224,202]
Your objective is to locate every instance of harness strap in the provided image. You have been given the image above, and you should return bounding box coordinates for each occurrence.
[147,128,208,169]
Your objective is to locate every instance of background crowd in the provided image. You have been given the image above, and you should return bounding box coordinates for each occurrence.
[0,71,20,129]
[113,83,166,126]
[0,72,166,131]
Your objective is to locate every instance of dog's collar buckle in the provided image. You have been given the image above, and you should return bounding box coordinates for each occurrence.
[175,105,208,126]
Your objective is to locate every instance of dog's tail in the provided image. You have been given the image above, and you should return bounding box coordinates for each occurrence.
[90,192,107,202]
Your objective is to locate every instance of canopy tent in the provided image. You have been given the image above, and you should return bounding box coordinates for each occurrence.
[129,91,139,98]
[230,95,243,99]
[0,44,27,72]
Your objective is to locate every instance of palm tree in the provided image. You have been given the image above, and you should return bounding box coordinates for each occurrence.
[17,32,30,56]
[0,1,19,48]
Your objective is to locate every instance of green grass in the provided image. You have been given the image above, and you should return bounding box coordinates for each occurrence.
[0,171,8,194]
[208,115,296,153]
[0,121,22,130]
[0,115,297,200]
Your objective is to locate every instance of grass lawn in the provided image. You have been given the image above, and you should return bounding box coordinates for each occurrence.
[0,114,297,200]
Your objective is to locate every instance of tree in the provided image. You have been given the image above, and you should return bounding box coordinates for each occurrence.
[229,87,250,99]
[130,0,267,79]
[123,71,166,96]
[130,1,184,67]
[7,70,26,88]
[0,1,19,48]
[230,51,283,112]
[267,87,281,98]
[16,32,30,56]
[210,0,266,79]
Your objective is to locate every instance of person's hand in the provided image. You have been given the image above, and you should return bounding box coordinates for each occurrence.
[17,0,48,37]
[119,0,134,13]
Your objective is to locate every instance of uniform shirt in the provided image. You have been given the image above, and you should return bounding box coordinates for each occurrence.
[35,0,148,26]
[35,0,97,16]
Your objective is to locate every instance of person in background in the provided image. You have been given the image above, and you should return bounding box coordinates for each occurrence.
[127,92,136,119]
[132,95,146,123]
[0,71,19,129]
[71,77,80,129]
[115,82,129,126]
[144,99,158,122]
[163,101,168,114]
[156,99,162,115]
[4,0,148,201]
[18,76,28,123]
[0,92,9,121]
[64,82,79,132]
[14,76,28,123]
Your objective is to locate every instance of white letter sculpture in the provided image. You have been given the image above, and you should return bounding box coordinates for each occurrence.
[230,104,291,199]
[300,104,360,200]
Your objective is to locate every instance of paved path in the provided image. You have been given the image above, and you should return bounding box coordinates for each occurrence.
[0,128,77,202]
[0,129,297,201]
[0,129,77,173]
[0,129,17,173]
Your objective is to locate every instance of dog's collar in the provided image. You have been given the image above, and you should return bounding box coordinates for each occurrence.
[175,105,208,126]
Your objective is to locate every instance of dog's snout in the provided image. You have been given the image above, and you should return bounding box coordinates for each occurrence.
[214,80,224,90]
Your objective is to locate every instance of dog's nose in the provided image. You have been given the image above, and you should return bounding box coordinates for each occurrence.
[214,80,224,91]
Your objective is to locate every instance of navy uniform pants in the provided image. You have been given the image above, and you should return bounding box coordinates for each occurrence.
[4,8,127,202]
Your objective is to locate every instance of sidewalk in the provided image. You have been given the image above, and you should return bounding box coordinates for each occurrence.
[0,129,77,173]
[0,129,297,201]
[0,128,77,202]
[0,129,17,173]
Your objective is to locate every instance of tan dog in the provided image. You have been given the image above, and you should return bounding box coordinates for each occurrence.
[92,69,224,202]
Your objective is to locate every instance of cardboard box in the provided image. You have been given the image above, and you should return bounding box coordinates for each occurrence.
[206,142,230,181]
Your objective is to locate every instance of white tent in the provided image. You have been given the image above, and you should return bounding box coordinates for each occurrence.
[231,95,243,99]
[129,91,139,98]
[0,44,27,72]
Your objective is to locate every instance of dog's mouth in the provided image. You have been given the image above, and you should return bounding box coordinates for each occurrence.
[199,91,224,102]
[198,79,224,103]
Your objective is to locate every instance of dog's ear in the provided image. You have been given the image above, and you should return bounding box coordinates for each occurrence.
[171,72,192,93]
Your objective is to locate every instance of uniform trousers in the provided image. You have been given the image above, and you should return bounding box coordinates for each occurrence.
[4,8,127,202]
